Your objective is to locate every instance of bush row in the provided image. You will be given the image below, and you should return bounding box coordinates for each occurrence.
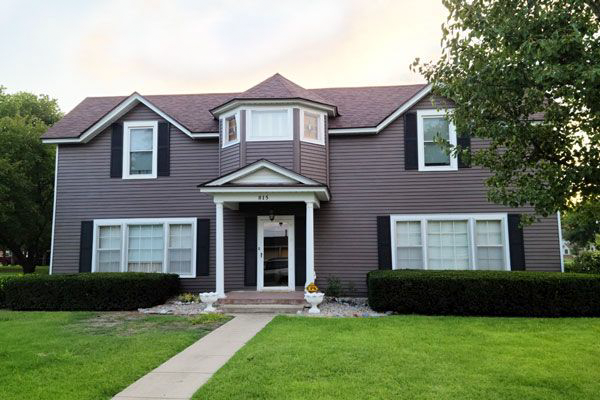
[367,269,600,317]
[3,273,180,311]
[569,251,600,274]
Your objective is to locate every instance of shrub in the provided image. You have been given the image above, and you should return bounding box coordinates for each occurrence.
[367,269,600,317]
[325,276,343,297]
[569,251,600,274]
[0,276,18,308]
[178,292,199,303]
[3,273,180,311]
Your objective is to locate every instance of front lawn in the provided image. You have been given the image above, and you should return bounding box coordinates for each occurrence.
[0,265,49,276]
[0,311,229,399]
[195,316,600,399]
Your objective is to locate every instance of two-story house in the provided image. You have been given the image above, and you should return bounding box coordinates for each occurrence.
[42,73,562,297]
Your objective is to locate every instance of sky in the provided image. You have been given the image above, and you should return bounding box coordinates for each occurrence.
[0,0,448,113]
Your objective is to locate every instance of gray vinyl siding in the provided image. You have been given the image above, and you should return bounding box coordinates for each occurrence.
[299,141,327,184]
[52,104,222,292]
[246,141,294,169]
[313,99,561,293]
[220,144,240,175]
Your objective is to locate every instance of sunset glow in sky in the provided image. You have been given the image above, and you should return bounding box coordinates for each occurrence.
[0,0,448,112]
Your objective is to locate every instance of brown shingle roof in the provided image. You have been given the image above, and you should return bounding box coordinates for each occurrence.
[42,76,428,139]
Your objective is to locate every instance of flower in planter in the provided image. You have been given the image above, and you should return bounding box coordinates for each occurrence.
[306,282,319,293]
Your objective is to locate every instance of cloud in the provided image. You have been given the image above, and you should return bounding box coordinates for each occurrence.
[0,0,447,111]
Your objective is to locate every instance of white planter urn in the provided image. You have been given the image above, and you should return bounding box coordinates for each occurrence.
[304,292,325,314]
[199,292,219,313]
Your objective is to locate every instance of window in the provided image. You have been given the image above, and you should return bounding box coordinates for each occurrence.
[391,214,510,270]
[417,109,457,171]
[301,110,325,144]
[476,220,505,269]
[123,121,158,179]
[247,108,292,141]
[222,113,239,147]
[97,225,121,272]
[92,218,197,278]
[168,224,193,276]
[127,224,164,273]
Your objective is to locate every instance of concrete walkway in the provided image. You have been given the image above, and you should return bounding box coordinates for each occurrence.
[113,314,274,400]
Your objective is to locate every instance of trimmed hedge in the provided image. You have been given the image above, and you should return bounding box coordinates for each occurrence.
[367,269,600,317]
[0,276,17,308]
[3,273,180,311]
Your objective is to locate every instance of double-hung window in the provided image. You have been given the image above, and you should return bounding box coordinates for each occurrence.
[301,110,325,145]
[123,121,158,179]
[92,218,197,278]
[391,214,510,270]
[221,112,239,147]
[416,109,457,171]
[246,108,293,141]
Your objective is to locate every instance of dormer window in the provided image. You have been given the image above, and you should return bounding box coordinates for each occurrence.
[123,121,158,179]
[301,110,325,145]
[247,108,293,141]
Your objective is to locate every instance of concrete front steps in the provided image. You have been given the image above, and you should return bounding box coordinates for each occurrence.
[218,290,307,314]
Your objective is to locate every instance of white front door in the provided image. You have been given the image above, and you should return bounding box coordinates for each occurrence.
[257,216,295,291]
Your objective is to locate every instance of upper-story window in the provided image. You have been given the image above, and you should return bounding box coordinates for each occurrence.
[301,110,325,145]
[247,108,293,141]
[123,121,158,179]
[417,109,457,171]
[222,112,239,147]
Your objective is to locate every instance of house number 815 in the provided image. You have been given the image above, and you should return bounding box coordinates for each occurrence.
[258,195,269,200]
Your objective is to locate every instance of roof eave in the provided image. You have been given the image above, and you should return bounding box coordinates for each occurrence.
[209,98,338,118]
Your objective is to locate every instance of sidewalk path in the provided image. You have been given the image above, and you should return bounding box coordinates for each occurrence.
[113,313,274,400]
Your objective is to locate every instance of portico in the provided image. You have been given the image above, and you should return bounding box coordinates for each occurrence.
[199,159,330,298]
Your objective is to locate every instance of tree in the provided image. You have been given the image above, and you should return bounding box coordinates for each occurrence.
[413,0,600,221]
[0,87,62,273]
[562,201,600,252]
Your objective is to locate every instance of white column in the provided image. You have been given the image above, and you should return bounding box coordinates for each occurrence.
[215,201,226,298]
[305,201,315,288]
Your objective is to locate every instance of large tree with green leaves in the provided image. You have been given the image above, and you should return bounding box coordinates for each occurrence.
[0,87,62,273]
[413,0,600,221]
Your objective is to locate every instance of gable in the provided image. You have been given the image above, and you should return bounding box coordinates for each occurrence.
[231,167,299,185]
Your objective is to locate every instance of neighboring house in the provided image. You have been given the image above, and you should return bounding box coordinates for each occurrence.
[562,239,597,259]
[42,73,563,296]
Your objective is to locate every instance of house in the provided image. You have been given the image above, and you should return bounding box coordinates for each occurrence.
[42,73,563,297]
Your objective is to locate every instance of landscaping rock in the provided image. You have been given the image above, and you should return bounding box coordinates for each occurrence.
[297,296,385,317]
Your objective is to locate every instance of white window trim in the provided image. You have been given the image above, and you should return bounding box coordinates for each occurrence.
[123,120,158,179]
[246,106,293,142]
[299,108,325,145]
[390,213,511,271]
[416,109,458,172]
[221,110,240,148]
[91,218,197,278]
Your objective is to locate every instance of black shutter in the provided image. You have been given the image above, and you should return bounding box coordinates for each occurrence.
[404,112,418,170]
[458,135,471,168]
[377,216,392,269]
[295,215,306,287]
[79,221,93,273]
[110,123,123,178]
[508,214,526,271]
[244,217,257,287]
[157,122,170,176]
[196,219,210,276]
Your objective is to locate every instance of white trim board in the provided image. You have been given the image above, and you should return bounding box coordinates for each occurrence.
[204,160,322,187]
[49,146,59,275]
[328,84,433,135]
[211,99,337,117]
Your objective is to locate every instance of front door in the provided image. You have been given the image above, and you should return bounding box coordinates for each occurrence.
[257,216,295,291]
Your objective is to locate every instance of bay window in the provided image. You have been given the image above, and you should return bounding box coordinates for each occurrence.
[247,108,292,141]
[391,214,510,270]
[123,121,158,179]
[92,218,197,278]
[417,109,457,171]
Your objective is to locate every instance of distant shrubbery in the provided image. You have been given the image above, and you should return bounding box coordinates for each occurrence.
[568,251,600,275]
[2,273,179,311]
[367,269,600,317]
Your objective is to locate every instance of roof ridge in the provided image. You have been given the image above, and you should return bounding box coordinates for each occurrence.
[309,83,428,90]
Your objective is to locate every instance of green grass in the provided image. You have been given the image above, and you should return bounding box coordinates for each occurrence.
[0,311,229,399]
[0,265,49,276]
[195,316,600,400]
